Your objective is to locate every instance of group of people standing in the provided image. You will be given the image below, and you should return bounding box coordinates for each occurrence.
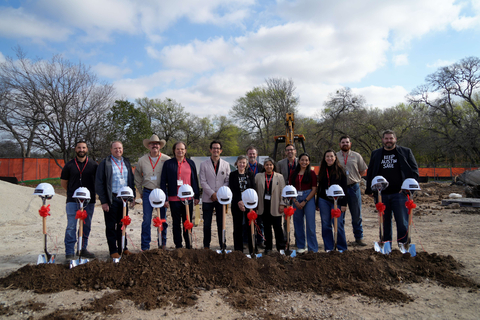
[60,129,418,260]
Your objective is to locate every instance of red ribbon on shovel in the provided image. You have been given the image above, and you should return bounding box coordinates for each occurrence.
[153,217,166,230]
[376,203,386,216]
[183,220,193,231]
[121,216,131,230]
[75,210,88,223]
[330,208,341,218]
[39,205,51,217]
[405,195,416,213]
[284,206,296,217]
[247,210,257,225]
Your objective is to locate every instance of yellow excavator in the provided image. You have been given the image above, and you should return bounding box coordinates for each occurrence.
[272,113,306,161]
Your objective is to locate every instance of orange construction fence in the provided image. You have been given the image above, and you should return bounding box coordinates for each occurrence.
[311,166,477,178]
[0,158,65,182]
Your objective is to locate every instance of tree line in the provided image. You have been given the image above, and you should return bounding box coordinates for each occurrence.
[1,47,479,167]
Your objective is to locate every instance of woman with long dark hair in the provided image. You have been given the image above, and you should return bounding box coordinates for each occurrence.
[289,153,318,253]
[317,149,348,251]
[229,155,256,252]
[255,157,286,254]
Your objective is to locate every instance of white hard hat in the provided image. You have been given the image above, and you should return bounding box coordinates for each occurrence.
[177,184,194,199]
[33,183,55,198]
[401,178,421,191]
[73,187,91,200]
[282,185,298,198]
[217,186,233,205]
[371,176,389,190]
[149,188,166,208]
[326,184,345,198]
[242,188,258,209]
[117,186,134,198]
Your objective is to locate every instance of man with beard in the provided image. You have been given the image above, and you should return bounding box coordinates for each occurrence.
[365,130,419,247]
[61,141,98,260]
[134,134,170,251]
[337,135,368,246]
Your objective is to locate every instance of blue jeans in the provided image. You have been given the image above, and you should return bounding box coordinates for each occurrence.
[292,189,318,252]
[375,192,408,244]
[203,201,224,248]
[65,202,94,255]
[346,183,364,240]
[318,198,347,251]
[142,189,168,250]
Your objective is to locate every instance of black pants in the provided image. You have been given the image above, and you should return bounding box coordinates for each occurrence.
[103,197,128,255]
[232,205,245,251]
[203,201,224,248]
[262,200,285,251]
[170,200,193,249]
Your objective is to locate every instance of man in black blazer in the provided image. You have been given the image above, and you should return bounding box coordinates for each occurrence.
[365,130,419,246]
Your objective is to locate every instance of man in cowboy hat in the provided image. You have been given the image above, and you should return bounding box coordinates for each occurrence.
[134,134,171,250]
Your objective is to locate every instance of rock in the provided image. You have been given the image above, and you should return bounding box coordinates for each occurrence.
[447,203,461,209]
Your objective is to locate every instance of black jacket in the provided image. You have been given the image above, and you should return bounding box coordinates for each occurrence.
[229,170,256,213]
[365,145,419,195]
[95,156,135,205]
[160,157,200,200]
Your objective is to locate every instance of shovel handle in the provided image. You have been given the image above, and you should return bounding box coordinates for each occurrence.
[122,204,127,237]
[333,199,338,250]
[42,216,47,235]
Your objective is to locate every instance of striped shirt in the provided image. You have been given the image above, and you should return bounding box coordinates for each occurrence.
[111,156,128,194]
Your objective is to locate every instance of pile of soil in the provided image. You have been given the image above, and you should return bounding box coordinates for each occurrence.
[1,248,477,317]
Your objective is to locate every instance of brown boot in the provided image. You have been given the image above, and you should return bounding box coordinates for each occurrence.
[110,252,120,259]
[123,250,133,256]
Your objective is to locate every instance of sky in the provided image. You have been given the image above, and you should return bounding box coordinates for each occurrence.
[0,0,479,118]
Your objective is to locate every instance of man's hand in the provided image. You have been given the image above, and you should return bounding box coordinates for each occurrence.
[164,201,169,209]
[194,199,200,205]
[102,203,109,212]
[341,206,347,212]
[238,200,245,212]
[279,205,285,214]
[210,192,218,202]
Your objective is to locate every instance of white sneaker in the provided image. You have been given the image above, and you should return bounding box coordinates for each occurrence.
[297,248,306,254]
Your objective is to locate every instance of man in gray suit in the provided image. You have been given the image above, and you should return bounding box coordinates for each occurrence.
[276,144,298,241]
[277,144,298,185]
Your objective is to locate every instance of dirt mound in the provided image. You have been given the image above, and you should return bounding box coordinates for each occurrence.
[1,249,477,317]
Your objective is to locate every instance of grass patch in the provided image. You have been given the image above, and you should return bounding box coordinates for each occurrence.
[21,178,61,186]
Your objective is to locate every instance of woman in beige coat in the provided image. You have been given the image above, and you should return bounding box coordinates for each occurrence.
[255,157,286,254]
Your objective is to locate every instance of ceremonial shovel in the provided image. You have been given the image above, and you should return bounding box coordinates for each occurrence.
[70,199,89,268]
[115,186,134,263]
[372,176,391,255]
[149,188,166,249]
[326,184,345,252]
[399,178,421,257]
[34,183,56,265]
[282,185,298,257]
[242,188,261,259]
[216,186,232,254]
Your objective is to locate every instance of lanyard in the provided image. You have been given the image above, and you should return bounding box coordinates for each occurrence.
[75,157,88,181]
[149,154,161,171]
[326,168,330,187]
[178,158,185,178]
[288,161,295,177]
[111,156,123,174]
[265,173,273,192]
[343,152,349,166]
[249,162,257,175]
[297,173,304,190]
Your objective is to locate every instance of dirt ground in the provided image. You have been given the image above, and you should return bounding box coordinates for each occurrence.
[0,180,479,319]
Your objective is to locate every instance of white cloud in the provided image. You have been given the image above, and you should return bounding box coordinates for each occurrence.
[427,59,455,68]
[0,52,5,63]
[0,7,71,42]
[393,54,409,66]
[92,63,131,79]
[352,86,409,109]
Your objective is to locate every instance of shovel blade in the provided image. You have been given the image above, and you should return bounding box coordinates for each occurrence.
[113,257,121,263]
[374,241,392,254]
[216,249,232,254]
[246,253,262,259]
[280,249,296,257]
[37,254,55,265]
[69,258,90,269]
[399,243,416,257]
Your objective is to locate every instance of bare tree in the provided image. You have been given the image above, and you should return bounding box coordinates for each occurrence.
[0,47,115,167]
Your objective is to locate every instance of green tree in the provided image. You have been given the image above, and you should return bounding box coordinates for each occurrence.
[106,100,150,161]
